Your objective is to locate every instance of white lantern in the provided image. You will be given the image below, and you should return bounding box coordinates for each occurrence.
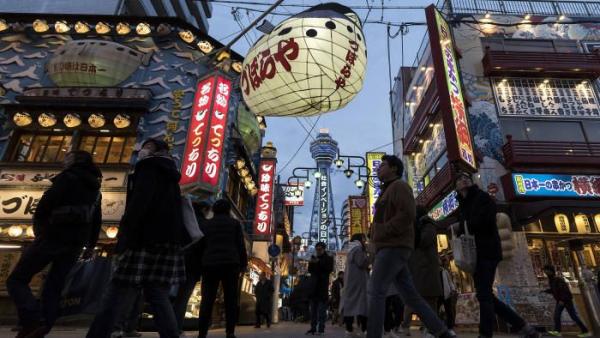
[38,113,57,127]
[95,22,111,34]
[136,22,151,35]
[88,114,106,128]
[241,3,367,117]
[13,112,32,127]
[105,226,119,239]
[63,113,82,128]
[8,225,23,237]
[116,22,131,35]
[113,114,131,129]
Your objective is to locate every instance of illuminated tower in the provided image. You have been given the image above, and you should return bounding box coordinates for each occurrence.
[309,129,339,251]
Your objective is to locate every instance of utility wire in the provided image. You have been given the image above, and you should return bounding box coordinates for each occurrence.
[295,117,317,141]
[208,0,427,10]
[362,0,373,26]
[277,116,322,175]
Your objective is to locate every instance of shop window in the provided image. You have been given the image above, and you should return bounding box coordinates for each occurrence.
[78,135,135,164]
[525,120,586,142]
[12,133,72,163]
[482,37,579,53]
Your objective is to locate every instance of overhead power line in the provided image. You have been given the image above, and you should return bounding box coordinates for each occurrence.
[208,0,427,10]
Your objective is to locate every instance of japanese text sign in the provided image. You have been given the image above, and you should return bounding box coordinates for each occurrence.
[283,183,304,206]
[512,173,600,198]
[349,196,368,238]
[318,169,330,244]
[366,152,385,223]
[428,190,458,221]
[180,73,232,191]
[254,158,277,237]
[426,6,477,170]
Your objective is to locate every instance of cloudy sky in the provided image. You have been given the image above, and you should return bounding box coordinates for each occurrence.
[208,0,434,238]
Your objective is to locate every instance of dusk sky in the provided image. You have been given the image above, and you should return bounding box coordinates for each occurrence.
[209,0,434,237]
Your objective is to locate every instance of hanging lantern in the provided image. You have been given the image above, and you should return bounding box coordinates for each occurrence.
[54,20,70,33]
[38,113,57,127]
[156,23,171,36]
[250,187,258,196]
[0,19,9,32]
[243,176,253,184]
[8,225,23,238]
[246,181,256,190]
[554,213,570,233]
[95,22,111,34]
[136,22,151,35]
[26,226,35,238]
[33,19,49,33]
[113,114,131,129]
[242,3,367,117]
[179,30,195,43]
[88,114,106,128]
[105,226,119,239]
[197,40,214,54]
[238,168,250,177]
[13,112,32,127]
[235,159,246,170]
[63,113,82,128]
[574,214,592,233]
[75,21,90,33]
[595,214,600,232]
[116,22,131,35]
[232,62,243,73]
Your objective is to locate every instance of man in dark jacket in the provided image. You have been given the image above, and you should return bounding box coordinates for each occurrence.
[87,139,185,338]
[254,272,275,328]
[306,241,334,335]
[173,200,211,332]
[542,265,590,337]
[7,150,102,338]
[197,199,247,338]
[330,271,344,326]
[455,172,538,338]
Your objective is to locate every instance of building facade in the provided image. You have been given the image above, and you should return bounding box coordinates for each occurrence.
[393,0,600,327]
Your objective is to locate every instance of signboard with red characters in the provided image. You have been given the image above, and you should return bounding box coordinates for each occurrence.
[180,73,232,191]
[253,158,277,237]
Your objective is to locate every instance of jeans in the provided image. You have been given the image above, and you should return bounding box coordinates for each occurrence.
[255,304,272,327]
[172,270,201,331]
[367,248,447,338]
[198,265,240,337]
[345,315,367,332]
[6,239,80,329]
[309,299,327,333]
[554,300,588,333]
[474,259,526,337]
[115,289,143,333]
[438,295,457,330]
[87,281,178,338]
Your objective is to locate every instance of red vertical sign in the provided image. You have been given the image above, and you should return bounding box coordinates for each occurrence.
[201,76,232,189]
[253,158,276,237]
[180,73,232,191]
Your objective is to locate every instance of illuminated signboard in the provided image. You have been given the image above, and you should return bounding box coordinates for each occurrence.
[512,173,600,198]
[318,169,330,244]
[253,158,277,237]
[428,190,458,221]
[349,196,368,237]
[180,73,232,191]
[283,183,304,206]
[366,152,385,223]
[426,5,477,170]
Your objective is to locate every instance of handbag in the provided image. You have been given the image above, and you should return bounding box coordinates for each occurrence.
[59,257,112,316]
[181,194,204,249]
[451,222,477,274]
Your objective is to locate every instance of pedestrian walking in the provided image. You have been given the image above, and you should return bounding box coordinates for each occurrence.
[87,139,185,338]
[384,292,404,336]
[7,150,102,338]
[401,206,444,337]
[331,271,344,326]
[306,242,334,335]
[366,154,454,338]
[542,265,590,337]
[197,199,247,338]
[112,290,144,338]
[438,257,457,332]
[341,234,369,337]
[455,172,539,338]
[172,200,211,332]
[254,272,275,329]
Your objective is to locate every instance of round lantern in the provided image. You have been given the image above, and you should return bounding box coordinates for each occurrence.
[75,21,90,34]
[26,226,35,238]
[136,22,151,35]
[95,22,111,34]
[113,114,131,129]
[63,113,82,128]
[105,226,119,239]
[88,114,106,128]
[33,19,49,33]
[38,113,57,127]
[13,112,32,127]
[54,20,70,33]
[241,3,367,117]
[116,22,131,35]
[8,225,23,237]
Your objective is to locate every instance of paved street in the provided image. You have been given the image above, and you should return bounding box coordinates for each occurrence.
[0,322,519,338]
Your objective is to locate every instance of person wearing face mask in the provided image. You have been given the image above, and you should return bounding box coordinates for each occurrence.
[7,151,102,338]
[87,139,186,338]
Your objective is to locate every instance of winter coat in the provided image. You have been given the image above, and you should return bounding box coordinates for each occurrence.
[456,185,503,261]
[255,279,274,313]
[200,214,248,270]
[544,275,573,302]
[370,179,416,251]
[33,163,102,248]
[184,213,207,278]
[330,278,343,306]
[308,252,334,302]
[341,241,369,317]
[408,216,443,298]
[116,156,185,253]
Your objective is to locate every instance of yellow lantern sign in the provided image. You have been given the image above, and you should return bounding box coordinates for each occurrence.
[574,214,592,233]
[595,214,600,232]
[554,213,570,233]
[437,234,449,252]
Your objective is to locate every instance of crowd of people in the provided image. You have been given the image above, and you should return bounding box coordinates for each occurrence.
[4,145,596,338]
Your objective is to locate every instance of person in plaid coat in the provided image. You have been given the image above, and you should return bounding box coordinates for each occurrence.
[87,139,186,338]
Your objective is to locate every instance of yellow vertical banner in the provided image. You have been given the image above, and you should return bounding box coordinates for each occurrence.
[366,152,385,224]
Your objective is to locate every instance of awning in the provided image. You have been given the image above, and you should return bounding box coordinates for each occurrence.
[249,256,272,276]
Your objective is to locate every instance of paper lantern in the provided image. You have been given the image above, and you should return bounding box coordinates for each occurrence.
[554,213,570,233]
[241,3,367,117]
[197,40,214,54]
[33,19,49,33]
[88,114,106,128]
[64,113,81,128]
[13,112,32,127]
[95,22,111,34]
[55,20,70,33]
[136,22,151,35]
[0,19,8,32]
[116,22,131,35]
[38,113,57,127]
[26,226,35,238]
[75,21,90,34]
[113,114,131,128]
[105,226,119,239]
[8,225,23,237]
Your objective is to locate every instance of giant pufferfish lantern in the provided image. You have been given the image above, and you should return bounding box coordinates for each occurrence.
[241,3,367,117]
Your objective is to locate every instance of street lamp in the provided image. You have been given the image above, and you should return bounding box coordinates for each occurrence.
[294,188,302,197]
[304,180,312,189]
[344,168,354,178]
[354,178,365,189]
[334,158,344,168]
[314,171,322,179]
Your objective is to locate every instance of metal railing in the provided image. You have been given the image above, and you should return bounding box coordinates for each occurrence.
[502,136,600,167]
[442,0,600,17]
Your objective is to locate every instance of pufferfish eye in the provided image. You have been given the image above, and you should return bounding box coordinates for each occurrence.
[278,27,292,36]
[306,29,317,37]
[325,21,336,29]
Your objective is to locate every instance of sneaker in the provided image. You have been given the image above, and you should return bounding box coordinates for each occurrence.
[577,333,592,338]
[547,331,561,337]
[122,331,142,338]
[305,330,316,335]
[345,331,355,338]
[395,327,404,334]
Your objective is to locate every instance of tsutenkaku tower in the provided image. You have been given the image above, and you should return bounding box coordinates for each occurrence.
[309,129,339,251]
